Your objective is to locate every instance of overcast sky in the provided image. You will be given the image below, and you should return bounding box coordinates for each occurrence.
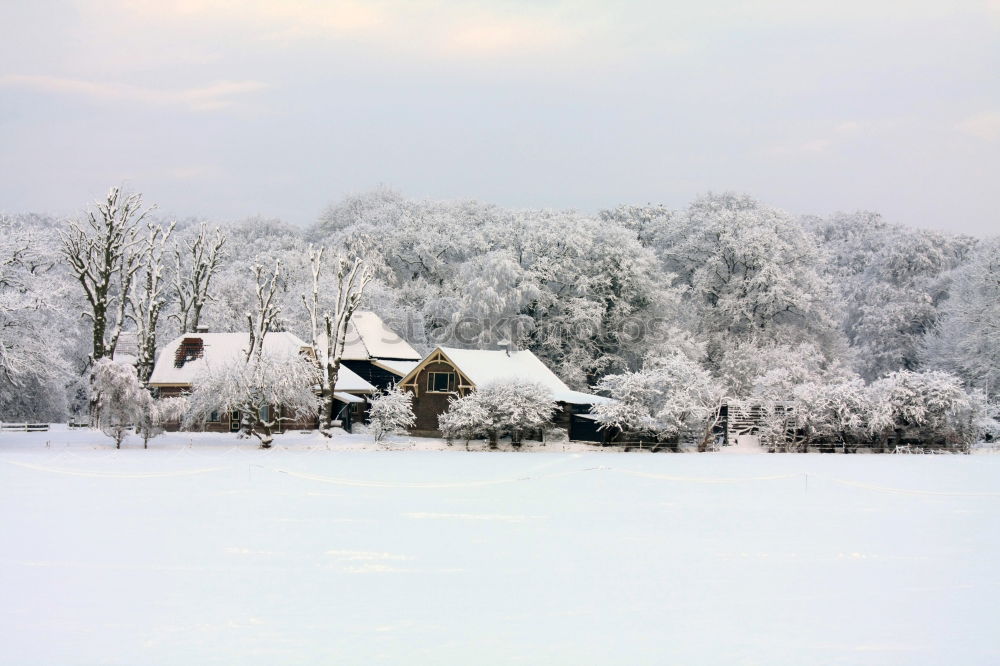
[1,1,998,234]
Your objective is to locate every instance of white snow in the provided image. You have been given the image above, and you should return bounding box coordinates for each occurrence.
[373,358,419,377]
[332,391,365,404]
[1,427,998,665]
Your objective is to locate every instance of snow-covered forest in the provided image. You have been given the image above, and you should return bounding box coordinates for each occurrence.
[1,188,997,443]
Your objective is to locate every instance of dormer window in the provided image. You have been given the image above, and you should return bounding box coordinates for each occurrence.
[427,371,456,393]
[174,337,204,367]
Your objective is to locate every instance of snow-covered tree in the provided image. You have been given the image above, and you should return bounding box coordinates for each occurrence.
[797,378,874,451]
[748,378,871,453]
[302,245,375,434]
[130,222,175,385]
[439,381,556,448]
[367,384,416,443]
[438,394,491,446]
[445,249,541,348]
[867,370,987,451]
[592,353,724,449]
[91,358,150,448]
[169,223,226,334]
[181,256,320,448]
[663,194,840,355]
[246,260,283,361]
[922,239,1000,398]
[61,187,152,365]
[137,396,188,449]
[599,203,674,250]
[811,213,975,379]
[311,197,674,388]
[194,217,306,334]
[184,352,320,448]
[0,215,73,419]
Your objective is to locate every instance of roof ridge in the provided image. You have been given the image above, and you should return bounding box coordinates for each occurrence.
[351,316,373,359]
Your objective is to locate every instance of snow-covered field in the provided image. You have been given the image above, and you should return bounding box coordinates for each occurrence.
[2,428,999,665]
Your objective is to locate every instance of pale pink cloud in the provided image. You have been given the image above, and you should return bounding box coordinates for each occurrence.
[0,74,267,111]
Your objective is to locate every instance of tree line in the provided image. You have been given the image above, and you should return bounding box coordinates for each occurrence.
[0,187,996,448]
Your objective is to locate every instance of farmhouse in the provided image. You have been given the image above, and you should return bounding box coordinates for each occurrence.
[397,346,611,441]
[149,331,376,432]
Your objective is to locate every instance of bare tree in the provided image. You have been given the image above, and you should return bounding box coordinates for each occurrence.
[170,224,226,334]
[247,261,282,362]
[302,245,375,435]
[61,187,152,365]
[130,222,175,385]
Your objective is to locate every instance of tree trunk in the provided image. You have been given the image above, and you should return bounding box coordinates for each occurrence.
[698,405,723,452]
[257,422,274,449]
[318,356,342,437]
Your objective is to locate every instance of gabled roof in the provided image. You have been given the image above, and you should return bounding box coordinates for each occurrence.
[316,311,421,362]
[400,346,611,405]
[149,332,375,393]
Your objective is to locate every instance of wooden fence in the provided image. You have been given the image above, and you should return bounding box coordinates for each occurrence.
[0,422,50,432]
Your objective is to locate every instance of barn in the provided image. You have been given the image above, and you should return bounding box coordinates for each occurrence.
[397,346,612,441]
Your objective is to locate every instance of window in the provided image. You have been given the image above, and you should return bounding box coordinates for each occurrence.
[208,411,220,423]
[427,372,456,393]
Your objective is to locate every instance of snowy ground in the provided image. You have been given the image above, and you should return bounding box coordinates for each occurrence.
[2,428,999,665]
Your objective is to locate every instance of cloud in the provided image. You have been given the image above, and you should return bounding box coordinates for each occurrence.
[955,112,1000,141]
[138,0,385,42]
[438,12,584,56]
[124,0,382,31]
[95,0,594,60]
[0,74,266,111]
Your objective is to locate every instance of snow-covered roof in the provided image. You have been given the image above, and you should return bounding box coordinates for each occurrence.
[373,359,420,377]
[405,347,611,405]
[149,332,375,393]
[112,331,138,366]
[317,312,421,361]
[554,389,613,406]
[329,366,374,393]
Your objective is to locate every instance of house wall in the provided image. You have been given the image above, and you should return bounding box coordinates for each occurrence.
[406,359,467,436]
